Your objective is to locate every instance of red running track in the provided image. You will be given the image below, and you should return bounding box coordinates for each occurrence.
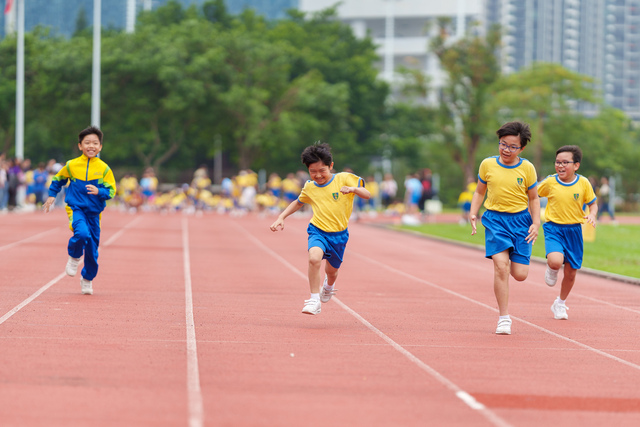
[0,209,639,426]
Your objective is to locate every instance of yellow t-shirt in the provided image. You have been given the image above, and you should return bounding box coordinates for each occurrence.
[538,174,596,224]
[478,156,537,213]
[281,178,301,194]
[298,172,364,232]
[267,175,282,190]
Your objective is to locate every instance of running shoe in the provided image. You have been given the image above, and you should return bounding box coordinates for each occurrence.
[66,256,81,277]
[551,297,569,320]
[544,266,559,287]
[320,276,337,303]
[301,299,321,315]
[81,278,93,295]
[495,318,512,335]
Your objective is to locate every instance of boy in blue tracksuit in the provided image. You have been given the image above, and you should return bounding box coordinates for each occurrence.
[43,126,117,295]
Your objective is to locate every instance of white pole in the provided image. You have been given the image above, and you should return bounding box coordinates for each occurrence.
[126,0,135,33]
[16,0,24,160]
[91,0,101,128]
[456,0,465,39]
[384,0,395,82]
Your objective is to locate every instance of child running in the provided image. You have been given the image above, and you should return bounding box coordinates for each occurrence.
[43,126,116,295]
[470,121,540,335]
[269,142,370,315]
[538,145,597,319]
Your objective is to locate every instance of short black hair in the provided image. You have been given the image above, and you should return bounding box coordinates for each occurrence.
[556,145,582,163]
[496,121,531,148]
[78,125,103,144]
[301,141,332,168]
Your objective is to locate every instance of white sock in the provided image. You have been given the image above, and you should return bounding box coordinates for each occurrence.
[558,298,566,304]
[499,315,510,321]
[310,293,320,301]
[323,282,334,290]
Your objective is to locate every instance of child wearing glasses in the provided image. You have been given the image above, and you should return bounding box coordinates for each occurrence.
[469,121,540,335]
[537,145,597,320]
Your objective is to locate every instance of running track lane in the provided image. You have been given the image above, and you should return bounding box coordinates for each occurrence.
[1,211,639,426]
[0,211,195,426]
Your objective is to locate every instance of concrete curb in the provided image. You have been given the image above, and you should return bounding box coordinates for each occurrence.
[365,222,640,287]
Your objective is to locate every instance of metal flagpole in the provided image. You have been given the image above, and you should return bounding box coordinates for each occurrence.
[15,0,24,159]
[91,0,101,128]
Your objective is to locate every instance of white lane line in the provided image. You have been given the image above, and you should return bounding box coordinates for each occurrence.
[0,272,68,325]
[0,216,142,326]
[0,228,60,252]
[235,222,512,427]
[182,218,204,427]
[350,251,640,372]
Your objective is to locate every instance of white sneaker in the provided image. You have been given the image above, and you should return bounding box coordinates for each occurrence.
[81,278,93,295]
[544,266,559,287]
[551,297,569,320]
[496,318,512,335]
[301,299,321,315]
[66,256,81,277]
[320,276,337,303]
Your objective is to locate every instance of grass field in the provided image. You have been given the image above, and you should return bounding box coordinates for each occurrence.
[396,222,640,279]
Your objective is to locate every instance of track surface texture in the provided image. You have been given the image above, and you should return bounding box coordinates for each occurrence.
[0,209,639,426]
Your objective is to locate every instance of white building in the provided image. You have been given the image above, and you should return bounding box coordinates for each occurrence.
[298,0,482,103]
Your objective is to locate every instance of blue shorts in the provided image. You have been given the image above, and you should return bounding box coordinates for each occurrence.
[307,223,349,269]
[543,222,583,269]
[481,209,533,265]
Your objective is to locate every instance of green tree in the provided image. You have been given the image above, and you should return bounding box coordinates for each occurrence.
[430,21,502,186]
[489,62,598,171]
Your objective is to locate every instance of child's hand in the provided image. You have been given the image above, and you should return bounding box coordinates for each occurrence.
[584,214,597,228]
[270,218,285,232]
[525,224,539,245]
[86,185,99,195]
[470,214,478,235]
[340,186,354,194]
[42,197,56,213]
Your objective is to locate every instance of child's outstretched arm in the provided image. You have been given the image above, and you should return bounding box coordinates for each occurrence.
[340,186,370,199]
[270,200,304,232]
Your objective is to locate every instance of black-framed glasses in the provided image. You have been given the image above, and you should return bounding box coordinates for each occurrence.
[498,141,521,152]
[555,161,576,166]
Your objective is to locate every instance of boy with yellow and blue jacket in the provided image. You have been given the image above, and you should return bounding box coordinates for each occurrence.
[43,126,116,295]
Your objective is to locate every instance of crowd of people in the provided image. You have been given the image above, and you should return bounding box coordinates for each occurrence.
[0,154,67,212]
[0,152,619,224]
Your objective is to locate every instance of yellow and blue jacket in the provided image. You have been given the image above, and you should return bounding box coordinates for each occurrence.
[48,154,116,215]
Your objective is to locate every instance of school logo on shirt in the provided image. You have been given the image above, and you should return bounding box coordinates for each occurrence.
[574,193,579,200]
[332,192,339,200]
[517,178,523,186]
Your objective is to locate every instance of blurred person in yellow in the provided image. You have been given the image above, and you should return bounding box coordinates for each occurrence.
[281,172,301,203]
[267,172,282,200]
[140,167,158,202]
[457,180,477,225]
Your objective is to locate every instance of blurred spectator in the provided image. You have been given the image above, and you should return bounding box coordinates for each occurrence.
[140,167,158,203]
[457,180,477,225]
[0,155,7,211]
[267,172,282,200]
[7,159,24,211]
[281,172,301,203]
[597,176,616,223]
[419,168,434,213]
[404,173,422,216]
[32,162,49,207]
[380,172,397,208]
